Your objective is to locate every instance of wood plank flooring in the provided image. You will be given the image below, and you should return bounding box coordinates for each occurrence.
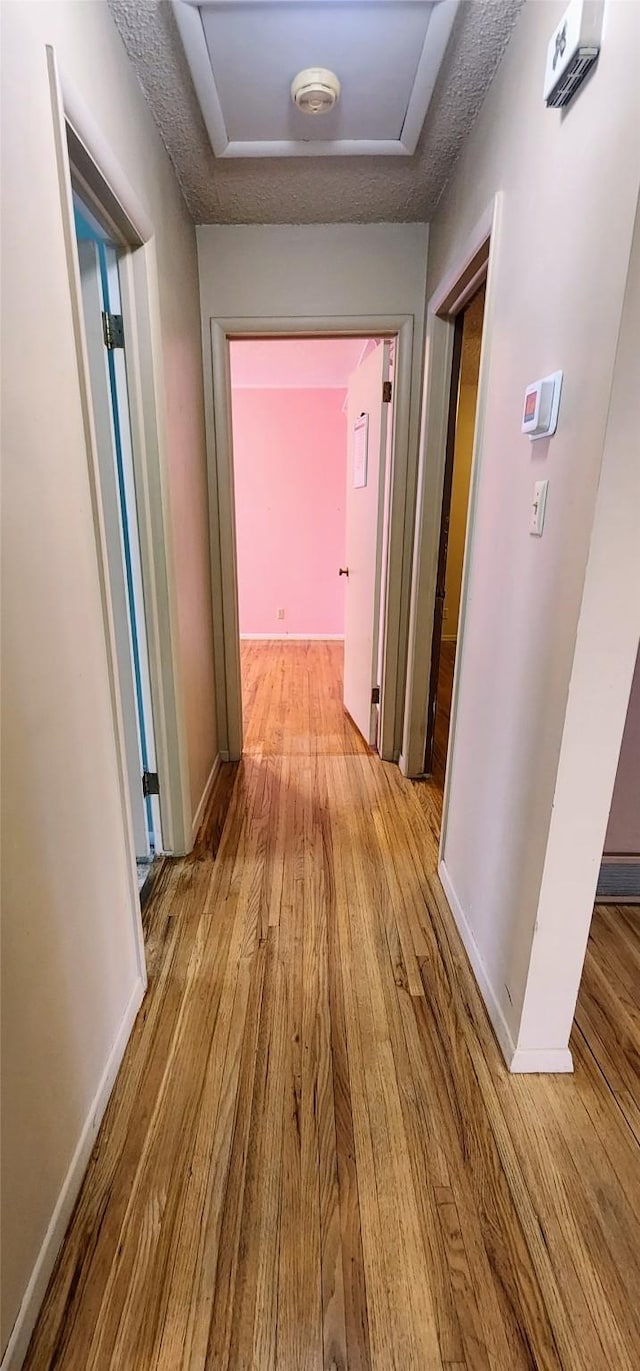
[25,641,640,1369]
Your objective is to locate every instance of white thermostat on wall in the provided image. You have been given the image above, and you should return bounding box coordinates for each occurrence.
[521,371,563,440]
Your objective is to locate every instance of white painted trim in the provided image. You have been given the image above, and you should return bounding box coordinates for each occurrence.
[438,860,575,1074]
[401,198,500,800]
[61,79,153,242]
[222,141,408,159]
[0,978,145,1371]
[76,240,150,860]
[49,49,193,857]
[173,0,458,159]
[46,48,148,985]
[191,752,221,841]
[431,201,496,314]
[399,0,460,152]
[240,633,344,640]
[438,859,518,1070]
[509,1048,574,1074]
[119,247,193,854]
[205,314,414,767]
[516,196,640,1060]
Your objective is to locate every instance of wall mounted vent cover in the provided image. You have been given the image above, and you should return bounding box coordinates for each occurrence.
[544,0,602,109]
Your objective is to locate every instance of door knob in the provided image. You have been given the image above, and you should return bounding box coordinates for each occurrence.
[339,567,349,577]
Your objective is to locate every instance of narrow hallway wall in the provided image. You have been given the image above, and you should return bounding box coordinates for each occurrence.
[428,0,640,1062]
[1,0,216,1359]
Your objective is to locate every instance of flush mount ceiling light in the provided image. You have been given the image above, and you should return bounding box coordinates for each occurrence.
[291,68,341,116]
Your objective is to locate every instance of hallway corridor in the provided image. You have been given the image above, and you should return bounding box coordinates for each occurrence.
[25,644,640,1370]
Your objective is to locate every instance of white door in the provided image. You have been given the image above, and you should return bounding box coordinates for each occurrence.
[343,340,391,745]
[77,239,153,860]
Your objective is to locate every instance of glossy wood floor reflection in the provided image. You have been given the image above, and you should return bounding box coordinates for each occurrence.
[26,642,640,1369]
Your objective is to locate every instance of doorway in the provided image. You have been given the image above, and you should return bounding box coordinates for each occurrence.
[206,312,414,766]
[425,284,486,785]
[73,194,162,888]
[227,334,397,754]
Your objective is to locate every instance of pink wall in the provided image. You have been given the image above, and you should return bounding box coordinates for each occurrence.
[231,387,347,636]
[230,337,364,388]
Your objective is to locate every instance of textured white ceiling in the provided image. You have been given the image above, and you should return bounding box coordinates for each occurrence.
[107,0,525,224]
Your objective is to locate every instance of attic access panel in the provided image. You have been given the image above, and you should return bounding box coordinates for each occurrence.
[173,0,459,158]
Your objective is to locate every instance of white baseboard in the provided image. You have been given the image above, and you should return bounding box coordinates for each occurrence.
[438,859,517,1069]
[438,860,574,1075]
[1,977,145,1371]
[239,633,344,641]
[398,751,426,780]
[509,1047,573,1073]
[191,753,221,842]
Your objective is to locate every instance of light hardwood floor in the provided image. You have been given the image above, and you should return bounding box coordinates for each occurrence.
[25,641,640,1369]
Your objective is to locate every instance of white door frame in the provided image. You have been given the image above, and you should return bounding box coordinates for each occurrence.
[205,314,415,762]
[401,196,502,865]
[77,237,152,860]
[46,48,193,979]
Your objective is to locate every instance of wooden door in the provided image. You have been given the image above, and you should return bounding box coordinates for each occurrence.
[343,341,391,745]
[424,313,464,774]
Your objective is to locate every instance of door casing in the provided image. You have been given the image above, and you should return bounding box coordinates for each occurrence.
[401,195,501,877]
[47,47,192,870]
[344,339,392,745]
[77,237,152,859]
[205,314,415,763]
[423,312,465,774]
[46,45,195,1001]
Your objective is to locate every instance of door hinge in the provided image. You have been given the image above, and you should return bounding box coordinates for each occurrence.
[102,311,124,350]
[382,380,392,404]
[142,771,160,798]
[371,685,380,705]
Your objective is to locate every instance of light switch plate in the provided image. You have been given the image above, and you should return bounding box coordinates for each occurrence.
[530,480,549,536]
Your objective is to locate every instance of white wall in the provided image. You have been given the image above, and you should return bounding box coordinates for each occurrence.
[197,222,429,748]
[517,193,640,1063]
[231,386,347,636]
[0,1,215,1361]
[430,0,640,1063]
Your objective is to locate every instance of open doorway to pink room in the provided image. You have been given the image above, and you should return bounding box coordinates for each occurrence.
[228,336,396,754]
